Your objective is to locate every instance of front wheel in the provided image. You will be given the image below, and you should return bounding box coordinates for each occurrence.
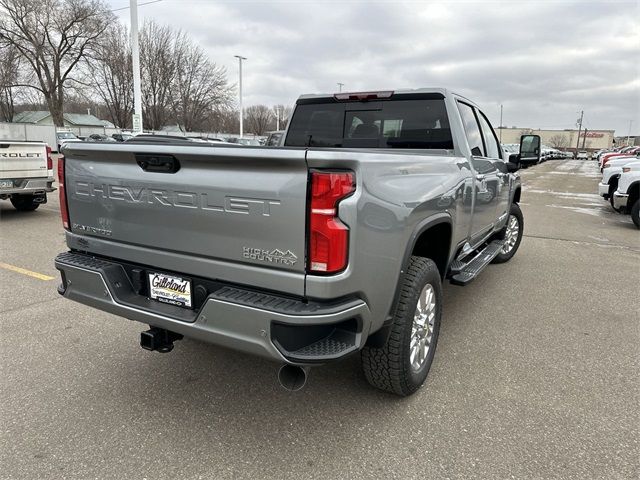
[361,256,442,396]
[631,200,640,229]
[492,202,524,264]
[10,194,42,212]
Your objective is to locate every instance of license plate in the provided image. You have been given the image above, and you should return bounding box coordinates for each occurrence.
[148,272,192,308]
[0,180,13,188]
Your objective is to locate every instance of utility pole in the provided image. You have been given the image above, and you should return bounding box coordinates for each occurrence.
[575,110,584,154]
[130,0,143,132]
[234,55,247,137]
[337,82,344,92]
[582,128,588,149]
[499,104,503,143]
[627,120,633,146]
[276,107,280,131]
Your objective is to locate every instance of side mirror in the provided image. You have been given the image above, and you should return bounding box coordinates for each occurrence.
[519,134,541,164]
[506,162,519,173]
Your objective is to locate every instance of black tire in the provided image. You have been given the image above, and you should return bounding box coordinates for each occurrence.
[631,200,640,229]
[361,256,442,396]
[492,202,524,264]
[10,194,41,211]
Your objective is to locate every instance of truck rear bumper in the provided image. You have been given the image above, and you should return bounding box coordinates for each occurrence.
[55,251,371,365]
[0,177,55,195]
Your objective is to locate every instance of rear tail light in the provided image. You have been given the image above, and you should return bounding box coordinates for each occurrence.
[58,156,70,230]
[46,145,53,170]
[307,171,355,274]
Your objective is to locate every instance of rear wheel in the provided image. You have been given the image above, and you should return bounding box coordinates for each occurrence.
[631,200,640,229]
[492,202,524,264]
[361,256,442,396]
[10,194,41,211]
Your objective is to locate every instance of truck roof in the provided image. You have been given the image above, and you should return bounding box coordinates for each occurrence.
[296,87,477,106]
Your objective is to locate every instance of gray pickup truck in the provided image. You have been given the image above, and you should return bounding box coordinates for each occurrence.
[55,88,540,396]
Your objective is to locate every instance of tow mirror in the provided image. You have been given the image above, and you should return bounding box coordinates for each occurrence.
[506,162,519,173]
[519,134,541,164]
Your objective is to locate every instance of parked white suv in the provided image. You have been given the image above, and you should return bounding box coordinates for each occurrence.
[598,157,640,208]
[613,164,640,229]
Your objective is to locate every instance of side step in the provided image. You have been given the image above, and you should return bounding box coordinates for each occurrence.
[449,240,505,286]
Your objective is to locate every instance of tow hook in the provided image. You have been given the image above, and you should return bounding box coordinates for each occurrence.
[140,327,183,353]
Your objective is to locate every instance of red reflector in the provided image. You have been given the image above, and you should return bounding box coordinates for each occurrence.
[308,171,355,273]
[46,145,53,170]
[58,156,70,230]
[334,90,393,101]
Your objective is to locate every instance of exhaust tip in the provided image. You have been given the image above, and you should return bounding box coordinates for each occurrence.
[278,364,308,392]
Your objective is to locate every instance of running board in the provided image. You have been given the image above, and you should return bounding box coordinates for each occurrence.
[449,240,504,286]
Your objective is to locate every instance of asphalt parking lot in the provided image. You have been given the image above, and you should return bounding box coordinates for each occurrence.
[1,158,638,479]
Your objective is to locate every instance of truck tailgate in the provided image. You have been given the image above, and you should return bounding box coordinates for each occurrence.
[0,142,48,178]
[64,144,309,280]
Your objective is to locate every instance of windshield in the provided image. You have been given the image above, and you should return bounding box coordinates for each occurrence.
[284,97,453,149]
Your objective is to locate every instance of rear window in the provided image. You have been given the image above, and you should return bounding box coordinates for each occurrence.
[284,98,453,149]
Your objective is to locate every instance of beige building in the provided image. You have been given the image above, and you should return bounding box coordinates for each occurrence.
[496,127,615,152]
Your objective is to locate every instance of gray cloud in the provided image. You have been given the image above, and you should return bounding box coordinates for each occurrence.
[112,0,639,134]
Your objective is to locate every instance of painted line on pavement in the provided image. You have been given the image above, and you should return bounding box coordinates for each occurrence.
[0,262,55,281]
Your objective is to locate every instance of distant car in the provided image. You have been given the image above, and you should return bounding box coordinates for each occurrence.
[112,133,134,142]
[56,131,82,152]
[600,147,640,169]
[613,164,640,228]
[576,151,588,160]
[85,134,117,143]
[226,137,261,146]
[265,131,285,146]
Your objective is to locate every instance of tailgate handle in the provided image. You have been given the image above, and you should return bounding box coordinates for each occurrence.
[136,154,180,173]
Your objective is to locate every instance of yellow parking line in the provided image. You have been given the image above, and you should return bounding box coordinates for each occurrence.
[0,262,55,281]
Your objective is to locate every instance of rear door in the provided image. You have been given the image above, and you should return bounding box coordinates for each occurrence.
[64,143,309,276]
[0,142,48,179]
[456,101,501,242]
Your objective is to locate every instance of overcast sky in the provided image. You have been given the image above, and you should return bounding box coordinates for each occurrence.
[109,0,639,134]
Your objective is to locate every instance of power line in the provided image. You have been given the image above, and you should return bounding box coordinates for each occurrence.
[111,0,163,12]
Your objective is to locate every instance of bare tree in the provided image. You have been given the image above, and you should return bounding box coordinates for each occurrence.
[90,23,133,128]
[0,44,21,121]
[0,0,113,126]
[548,134,569,149]
[272,104,292,129]
[245,105,273,136]
[139,20,178,130]
[207,106,239,134]
[170,38,233,132]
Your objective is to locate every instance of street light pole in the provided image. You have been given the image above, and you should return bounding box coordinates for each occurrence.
[130,0,143,132]
[575,110,584,154]
[499,104,503,143]
[337,82,344,92]
[234,55,247,137]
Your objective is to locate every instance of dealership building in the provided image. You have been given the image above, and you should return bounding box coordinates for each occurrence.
[495,128,615,152]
